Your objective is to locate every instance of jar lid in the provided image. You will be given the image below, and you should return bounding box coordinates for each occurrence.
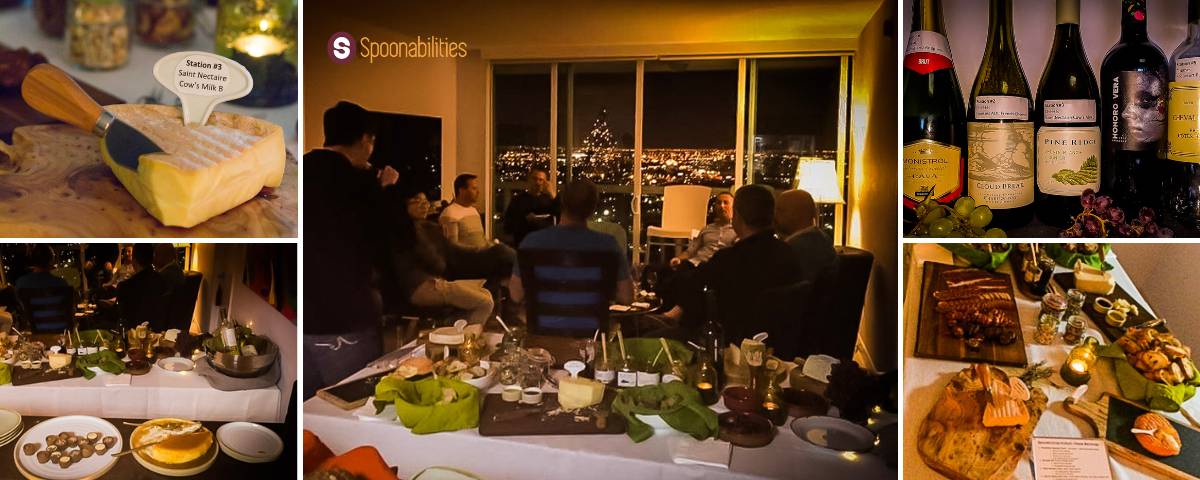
[1041,292,1067,310]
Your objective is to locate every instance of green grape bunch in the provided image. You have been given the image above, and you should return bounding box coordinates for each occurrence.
[1051,156,1099,186]
[909,196,1006,238]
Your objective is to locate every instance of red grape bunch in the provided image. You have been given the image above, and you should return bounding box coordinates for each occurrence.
[1060,189,1173,238]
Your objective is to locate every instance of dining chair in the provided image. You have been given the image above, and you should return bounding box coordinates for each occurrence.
[644,185,711,265]
[517,249,619,338]
[15,285,75,333]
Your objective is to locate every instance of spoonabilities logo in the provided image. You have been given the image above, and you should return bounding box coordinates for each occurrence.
[328,32,356,63]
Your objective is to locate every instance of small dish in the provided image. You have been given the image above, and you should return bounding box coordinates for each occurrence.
[1106,309,1127,328]
[717,411,775,448]
[790,416,876,452]
[1094,297,1113,314]
[722,386,761,413]
[157,357,196,373]
[215,422,283,463]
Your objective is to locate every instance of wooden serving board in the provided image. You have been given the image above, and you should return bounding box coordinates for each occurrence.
[1063,393,1200,480]
[915,262,1029,367]
[0,124,297,237]
[478,389,626,436]
[917,366,1048,480]
[1053,272,1166,342]
[10,365,81,386]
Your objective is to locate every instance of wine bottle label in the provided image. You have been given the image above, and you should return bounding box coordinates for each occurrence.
[1178,57,1200,81]
[1168,80,1200,162]
[1110,70,1166,151]
[967,122,1035,208]
[594,369,615,384]
[616,371,637,387]
[902,139,962,206]
[975,96,1029,120]
[904,31,953,75]
[1036,126,1101,195]
[1043,99,1097,123]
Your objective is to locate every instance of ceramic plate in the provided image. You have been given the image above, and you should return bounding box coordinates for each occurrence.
[13,415,121,480]
[790,416,876,452]
[132,440,217,477]
[215,422,283,463]
[0,408,22,439]
[156,357,195,373]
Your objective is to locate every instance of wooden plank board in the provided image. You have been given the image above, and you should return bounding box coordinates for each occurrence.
[0,124,297,237]
[1053,272,1166,342]
[914,262,1028,367]
[11,365,81,386]
[1063,393,1200,480]
[917,365,1048,480]
[478,389,626,437]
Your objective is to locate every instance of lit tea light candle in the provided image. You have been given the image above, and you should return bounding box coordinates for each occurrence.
[233,33,287,58]
[1060,336,1099,387]
[1068,359,1087,373]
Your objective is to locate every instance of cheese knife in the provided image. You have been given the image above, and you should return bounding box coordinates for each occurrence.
[21,64,162,170]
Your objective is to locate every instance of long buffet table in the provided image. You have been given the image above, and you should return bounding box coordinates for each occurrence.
[305,350,896,479]
[902,244,1200,480]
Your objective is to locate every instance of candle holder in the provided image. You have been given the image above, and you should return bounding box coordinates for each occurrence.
[214,0,297,107]
[1060,336,1100,387]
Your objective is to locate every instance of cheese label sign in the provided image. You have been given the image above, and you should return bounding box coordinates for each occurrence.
[153,51,253,126]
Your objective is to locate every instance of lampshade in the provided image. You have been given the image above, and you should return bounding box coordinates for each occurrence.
[794,160,844,204]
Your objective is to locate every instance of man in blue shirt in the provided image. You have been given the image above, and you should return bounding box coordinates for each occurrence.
[14,245,68,292]
[510,179,634,319]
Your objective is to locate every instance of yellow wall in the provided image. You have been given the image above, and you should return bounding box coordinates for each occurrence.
[848,0,898,372]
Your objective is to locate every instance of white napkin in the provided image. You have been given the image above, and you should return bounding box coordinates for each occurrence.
[352,397,397,423]
[103,374,132,387]
[668,435,732,469]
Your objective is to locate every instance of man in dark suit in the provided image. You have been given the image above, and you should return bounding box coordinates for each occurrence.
[117,244,168,330]
[154,243,185,295]
[662,185,804,343]
[775,189,837,284]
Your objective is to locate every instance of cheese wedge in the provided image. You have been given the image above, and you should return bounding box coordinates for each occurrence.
[99,104,285,228]
[982,398,1029,428]
[1073,260,1115,295]
[558,377,605,410]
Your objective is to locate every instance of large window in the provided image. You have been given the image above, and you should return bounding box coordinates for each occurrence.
[490,56,850,260]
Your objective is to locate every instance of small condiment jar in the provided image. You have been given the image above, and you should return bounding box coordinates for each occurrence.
[1062,315,1087,345]
[1034,313,1059,345]
[1064,289,1087,320]
[1039,292,1067,322]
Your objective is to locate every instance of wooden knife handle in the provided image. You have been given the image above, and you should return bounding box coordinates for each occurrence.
[21,64,103,134]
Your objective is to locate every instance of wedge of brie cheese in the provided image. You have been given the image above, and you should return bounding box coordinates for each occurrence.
[558,377,605,410]
[99,104,285,228]
[1073,260,1115,295]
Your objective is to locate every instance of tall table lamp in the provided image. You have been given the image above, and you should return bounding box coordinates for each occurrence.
[795,159,845,242]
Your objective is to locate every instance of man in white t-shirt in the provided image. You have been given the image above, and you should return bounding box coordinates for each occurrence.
[438,173,515,284]
[440,174,489,251]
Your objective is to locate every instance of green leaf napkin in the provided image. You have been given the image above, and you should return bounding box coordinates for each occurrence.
[612,382,718,443]
[941,244,1012,271]
[76,350,126,380]
[1044,243,1111,271]
[374,376,479,434]
[1098,343,1199,412]
[0,363,9,386]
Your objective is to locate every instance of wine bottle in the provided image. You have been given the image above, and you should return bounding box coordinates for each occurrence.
[968,0,1035,229]
[1035,0,1101,227]
[1164,0,1200,228]
[1100,0,1167,213]
[699,288,724,385]
[903,0,967,228]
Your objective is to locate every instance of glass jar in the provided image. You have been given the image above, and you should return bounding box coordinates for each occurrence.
[66,0,130,70]
[1063,315,1087,345]
[34,0,69,37]
[1065,289,1087,320]
[1039,292,1067,322]
[1034,313,1059,345]
[135,0,194,46]
[215,0,297,106]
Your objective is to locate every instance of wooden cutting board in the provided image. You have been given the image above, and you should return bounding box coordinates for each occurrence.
[917,365,1048,480]
[11,364,81,386]
[478,390,626,436]
[1053,272,1167,342]
[1064,393,1200,480]
[0,124,297,237]
[915,262,1029,367]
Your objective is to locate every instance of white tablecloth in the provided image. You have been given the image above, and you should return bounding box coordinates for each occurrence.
[0,5,298,153]
[0,357,281,422]
[902,244,1200,480]
[305,363,895,480]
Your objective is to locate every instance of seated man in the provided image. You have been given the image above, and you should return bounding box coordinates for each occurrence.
[670,192,736,269]
[117,244,168,329]
[154,243,186,295]
[440,173,516,282]
[106,245,135,287]
[775,189,837,284]
[398,188,494,325]
[503,167,558,247]
[14,244,69,292]
[509,179,634,326]
[662,185,803,342]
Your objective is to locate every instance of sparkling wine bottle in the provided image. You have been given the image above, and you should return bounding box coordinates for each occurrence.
[1164,0,1200,228]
